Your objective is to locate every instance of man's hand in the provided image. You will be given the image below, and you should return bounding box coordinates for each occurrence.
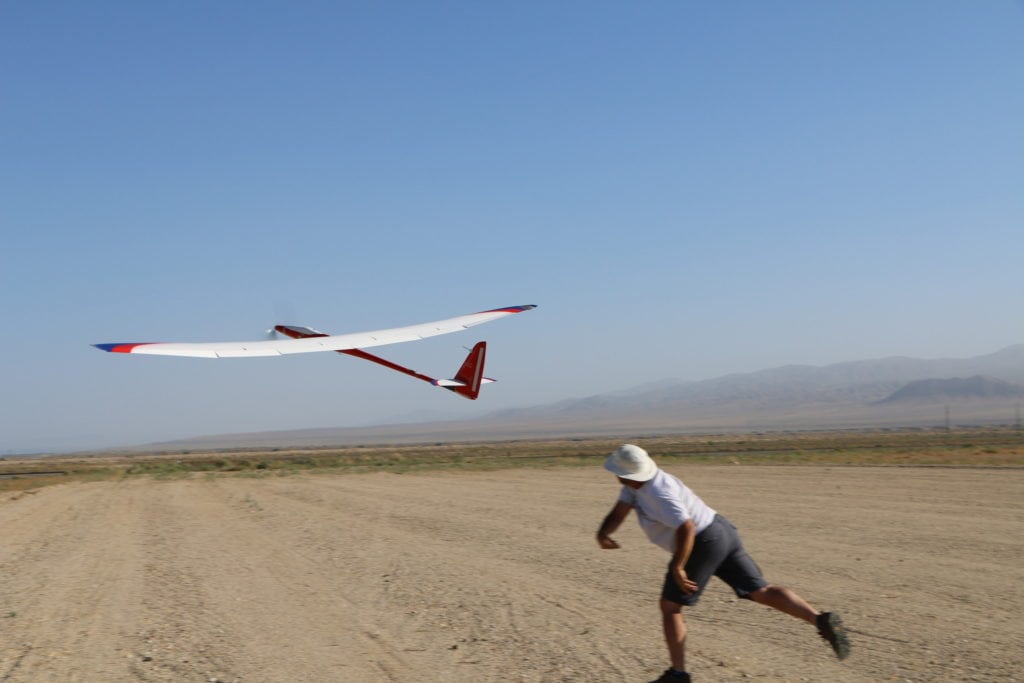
[670,520,698,594]
[672,565,698,594]
[597,501,632,550]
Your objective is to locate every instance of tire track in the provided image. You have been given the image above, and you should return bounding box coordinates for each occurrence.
[0,481,147,682]
[248,475,643,682]
[132,477,414,681]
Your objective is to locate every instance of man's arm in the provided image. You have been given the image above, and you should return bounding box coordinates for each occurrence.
[670,519,699,594]
[596,500,633,549]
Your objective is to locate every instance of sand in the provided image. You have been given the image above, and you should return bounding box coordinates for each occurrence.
[1,465,1021,682]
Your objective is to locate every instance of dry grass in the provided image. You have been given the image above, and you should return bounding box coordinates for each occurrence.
[3,426,1023,494]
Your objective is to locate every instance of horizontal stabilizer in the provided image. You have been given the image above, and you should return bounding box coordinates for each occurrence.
[275,325,327,338]
[434,378,496,388]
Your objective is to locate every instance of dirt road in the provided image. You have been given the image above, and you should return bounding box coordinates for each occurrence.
[2,465,1021,682]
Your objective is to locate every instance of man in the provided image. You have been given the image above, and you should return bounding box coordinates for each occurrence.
[596,444,849,683]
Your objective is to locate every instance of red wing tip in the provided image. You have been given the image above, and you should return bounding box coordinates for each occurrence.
[482,304,537,314]
[93,343,154,353]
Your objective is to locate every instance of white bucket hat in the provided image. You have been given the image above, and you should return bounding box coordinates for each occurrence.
[604,444,657,482]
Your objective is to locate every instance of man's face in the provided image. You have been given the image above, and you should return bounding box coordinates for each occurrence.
[617,476,645,490]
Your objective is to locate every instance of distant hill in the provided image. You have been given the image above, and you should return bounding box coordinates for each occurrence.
[132,344,1024,451]
[879,375,1024,403]
[487,343,1024,420]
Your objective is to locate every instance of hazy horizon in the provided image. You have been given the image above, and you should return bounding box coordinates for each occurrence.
[7,341,1022,455]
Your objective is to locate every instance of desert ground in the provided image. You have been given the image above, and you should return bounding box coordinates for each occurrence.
[1,464,1021,682]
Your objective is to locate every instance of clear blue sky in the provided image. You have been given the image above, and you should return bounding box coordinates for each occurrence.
[3,2,1022,453]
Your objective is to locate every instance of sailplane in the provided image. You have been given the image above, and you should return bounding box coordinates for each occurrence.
[93,304,537,400]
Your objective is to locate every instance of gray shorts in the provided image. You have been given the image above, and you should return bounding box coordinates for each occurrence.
[661,514,768,606]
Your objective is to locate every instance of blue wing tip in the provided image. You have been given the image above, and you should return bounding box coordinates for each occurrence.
[93,343,148,353]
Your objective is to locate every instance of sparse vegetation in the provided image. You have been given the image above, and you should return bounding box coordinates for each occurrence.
[2,427,1022,494]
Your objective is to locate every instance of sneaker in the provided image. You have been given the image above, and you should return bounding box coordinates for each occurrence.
[649,669,691,683]
[817,611,851,660]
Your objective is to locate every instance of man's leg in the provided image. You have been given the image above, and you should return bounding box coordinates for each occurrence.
[747,585,851,659]
[652,517,728,680]
[747,584,818,624]
[660,598,687,671]
[714,515,851,661]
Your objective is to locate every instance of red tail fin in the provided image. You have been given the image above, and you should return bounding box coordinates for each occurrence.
[450,341,487,400]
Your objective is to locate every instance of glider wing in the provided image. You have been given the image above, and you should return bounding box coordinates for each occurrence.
[93,305,536,359]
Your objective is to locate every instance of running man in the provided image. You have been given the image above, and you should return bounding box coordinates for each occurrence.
[596,444,850,682]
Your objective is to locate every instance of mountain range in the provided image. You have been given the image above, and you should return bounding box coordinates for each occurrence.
[144,344,1024,451]
[878,375,1024,403]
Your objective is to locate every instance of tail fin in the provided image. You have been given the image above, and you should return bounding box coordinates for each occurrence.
[446,341,488,400]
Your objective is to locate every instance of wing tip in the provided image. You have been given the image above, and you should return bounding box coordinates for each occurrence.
[484,304,537,314]
[93,343,151,353]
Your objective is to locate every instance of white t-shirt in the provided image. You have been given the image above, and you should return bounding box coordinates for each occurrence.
[617,469,717,554]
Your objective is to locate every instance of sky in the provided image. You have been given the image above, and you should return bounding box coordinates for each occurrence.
[2,1,1023,453]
